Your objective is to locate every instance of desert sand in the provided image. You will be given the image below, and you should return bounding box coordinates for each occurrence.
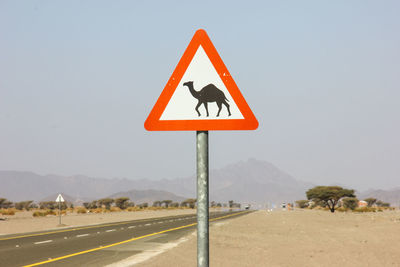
[137,209,400,267]
[0,209,196,235]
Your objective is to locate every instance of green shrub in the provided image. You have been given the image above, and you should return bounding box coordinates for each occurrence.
[295,200,309,208]
[342,197,358,210]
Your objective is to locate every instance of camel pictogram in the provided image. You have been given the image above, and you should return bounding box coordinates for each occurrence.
[183,81,232,117]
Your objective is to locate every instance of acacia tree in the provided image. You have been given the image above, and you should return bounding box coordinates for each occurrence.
[115,197,130,210]
[0,198,13,209]
[98,198,114,210]
[15,200,34,211]
[306,186,355,213]
[364,198,377,207]
[162,200,172,208]
[152,201,161,207]
[182,198,196,209]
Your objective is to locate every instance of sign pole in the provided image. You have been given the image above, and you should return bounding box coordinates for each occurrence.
[58,201,61,225]
[196,130,209,267]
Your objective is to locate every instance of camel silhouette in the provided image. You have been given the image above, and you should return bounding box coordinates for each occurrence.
[183,81,231,117]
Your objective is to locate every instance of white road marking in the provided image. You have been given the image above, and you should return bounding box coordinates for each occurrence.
[34,240,53,245]
[97,232,100,234]
[64,237,68,239]
[144,223,151,226]
[169,220,173,222]
[106,229,116,232]
[15,245,19,248]
[76,234,89,237]
[128,226,136,229]
[105,236,189,267]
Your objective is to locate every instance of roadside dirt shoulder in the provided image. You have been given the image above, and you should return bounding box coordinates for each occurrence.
[137,209,400,267]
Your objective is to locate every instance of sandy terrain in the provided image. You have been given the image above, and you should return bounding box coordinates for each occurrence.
[0,209,196,235]
[137,209,400,267]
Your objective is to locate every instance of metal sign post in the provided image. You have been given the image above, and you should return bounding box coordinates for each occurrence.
[55,194,65,226]
[58,201,62,225]
[144,29,258,267]
[197,131,209,267]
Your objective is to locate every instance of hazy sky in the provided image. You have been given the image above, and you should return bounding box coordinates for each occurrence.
[1,1,399,191]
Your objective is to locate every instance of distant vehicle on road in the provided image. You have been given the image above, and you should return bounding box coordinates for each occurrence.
[244,204,250,210]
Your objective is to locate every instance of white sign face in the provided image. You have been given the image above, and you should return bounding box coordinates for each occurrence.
[160,45,244,121]
[55,194,65,203]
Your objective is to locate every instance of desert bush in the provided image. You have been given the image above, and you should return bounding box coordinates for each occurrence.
[39,201,57,210]
[336,207,348,212]
[33,211,46,217]
[147,206,160,210]
[110,207,121,212]
[137,203,148,209]
[127,206,140,212]
[354,207,377,213]
[342,197,359,210]
[77,207,87,214]
[0,208,16,215]
[90,208,103,213]
[46,209,57,215]
[296,200,309,209]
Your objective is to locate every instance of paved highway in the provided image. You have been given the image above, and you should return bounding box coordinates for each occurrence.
[0,210,250,266]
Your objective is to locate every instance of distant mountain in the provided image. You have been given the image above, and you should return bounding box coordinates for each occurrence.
[358,188,400,206]
[0,159,315,205]
[108,189,186,205]
[0,171,150,202]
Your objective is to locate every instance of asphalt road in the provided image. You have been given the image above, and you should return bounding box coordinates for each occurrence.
[0,210,251,266]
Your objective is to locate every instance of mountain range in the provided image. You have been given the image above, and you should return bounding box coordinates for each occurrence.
[358,188,400,206]
[1,159,397,206]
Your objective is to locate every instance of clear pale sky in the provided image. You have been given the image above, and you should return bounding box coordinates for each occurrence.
[1,1,399,191]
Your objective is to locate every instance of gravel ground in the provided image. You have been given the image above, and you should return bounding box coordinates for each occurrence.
[137,209,400,267]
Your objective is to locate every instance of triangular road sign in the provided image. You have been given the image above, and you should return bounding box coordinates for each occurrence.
[144,29,258,131]
[55,194,65,203]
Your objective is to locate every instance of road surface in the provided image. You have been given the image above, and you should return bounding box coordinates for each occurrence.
[0,210,250,266]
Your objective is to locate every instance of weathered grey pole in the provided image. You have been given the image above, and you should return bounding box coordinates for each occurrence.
[58,201,61,225]
[196,131,209,267]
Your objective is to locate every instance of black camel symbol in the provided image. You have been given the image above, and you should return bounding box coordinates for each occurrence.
[183,81,232,117]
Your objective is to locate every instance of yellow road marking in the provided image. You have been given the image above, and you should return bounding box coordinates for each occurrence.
[23,210,249,267]
[0,214,195,241]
